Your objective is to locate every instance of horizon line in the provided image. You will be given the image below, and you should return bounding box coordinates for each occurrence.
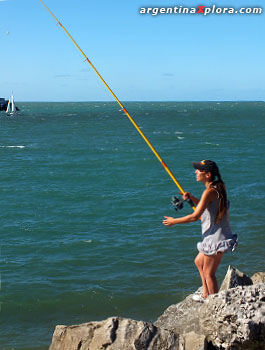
[11,100,265,104]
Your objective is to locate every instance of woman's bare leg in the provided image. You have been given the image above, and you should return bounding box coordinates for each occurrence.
[203,252,224,295]
[194,252,209,298]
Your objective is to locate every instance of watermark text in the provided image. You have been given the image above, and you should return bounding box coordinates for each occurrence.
[139,5,263,16]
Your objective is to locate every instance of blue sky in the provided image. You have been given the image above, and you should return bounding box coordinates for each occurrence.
[0,0,264,101]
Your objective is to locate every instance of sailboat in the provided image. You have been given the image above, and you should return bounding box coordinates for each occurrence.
[6,93,17,115]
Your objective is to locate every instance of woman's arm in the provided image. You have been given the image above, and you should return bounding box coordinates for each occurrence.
[163,188,218,227]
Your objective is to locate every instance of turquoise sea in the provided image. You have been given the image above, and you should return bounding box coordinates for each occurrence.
[0,101,264,349]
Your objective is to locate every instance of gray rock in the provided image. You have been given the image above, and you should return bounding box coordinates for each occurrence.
[154,291,210,350]
[200,283,265,350]
[156,267,265,350]
[178,332,206,350]
[49,317,178,350]
[219,265,253,291]
[251,272,265,284]
[155,290,203,334]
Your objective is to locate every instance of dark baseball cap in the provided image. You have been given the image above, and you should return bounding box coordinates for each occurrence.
[192,160,219,176]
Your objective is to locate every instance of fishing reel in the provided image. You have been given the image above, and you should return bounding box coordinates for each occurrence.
[171,195,195,211]
[171,196,184,212]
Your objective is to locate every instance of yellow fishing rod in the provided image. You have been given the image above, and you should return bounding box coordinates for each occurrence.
[39,0,196,211]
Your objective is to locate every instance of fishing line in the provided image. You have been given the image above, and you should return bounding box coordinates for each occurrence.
[39,0,196,211]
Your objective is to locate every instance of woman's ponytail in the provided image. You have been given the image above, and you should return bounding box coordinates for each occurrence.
[210,172,228,223]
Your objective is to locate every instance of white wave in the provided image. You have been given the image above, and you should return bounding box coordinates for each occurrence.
[178,136,185,140]
[0,145,25,149]
[205,142,219,146]
[174,131,183,134]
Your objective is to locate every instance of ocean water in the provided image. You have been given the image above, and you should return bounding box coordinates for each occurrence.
[0,101,264,349]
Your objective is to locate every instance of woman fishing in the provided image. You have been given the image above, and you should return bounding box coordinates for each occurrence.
[163,160,237,302]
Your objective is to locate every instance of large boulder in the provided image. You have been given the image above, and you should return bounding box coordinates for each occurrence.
[155,267,265,350]
[49,317,178,350]
[200,283,265,350]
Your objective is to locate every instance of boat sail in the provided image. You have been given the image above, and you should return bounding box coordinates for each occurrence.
[6,93,17,115]
[6,99,11,114]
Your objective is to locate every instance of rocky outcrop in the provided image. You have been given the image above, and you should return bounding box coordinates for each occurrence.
[49,317,178,350]
[199,283,265,350]
[49,267,265,350]
[155,284,265,350]
[154,265,254,334]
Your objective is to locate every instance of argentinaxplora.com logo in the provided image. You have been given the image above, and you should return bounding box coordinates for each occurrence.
[139,5,263,16]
